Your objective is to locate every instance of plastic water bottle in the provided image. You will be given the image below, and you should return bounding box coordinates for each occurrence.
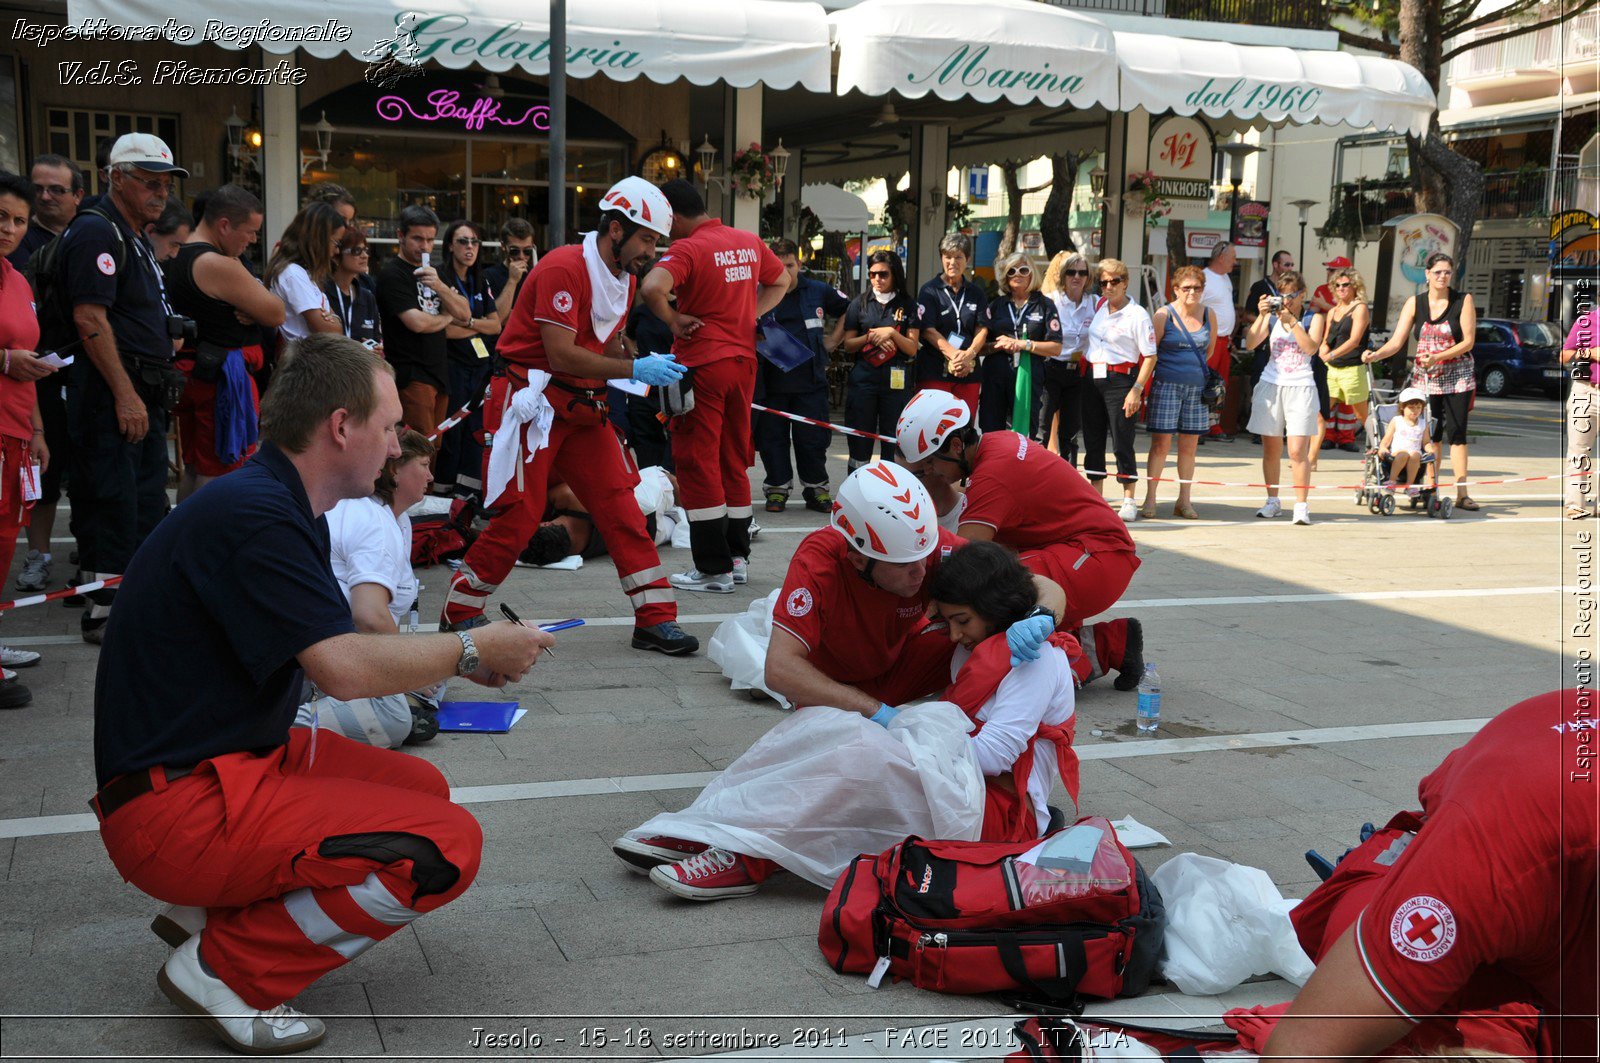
[1136,664,1162,734]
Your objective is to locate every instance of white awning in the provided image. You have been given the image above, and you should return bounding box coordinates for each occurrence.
[66,0,834,91]
[830,0,1119,111]
[1115,32,1435,137]
[802,183,872,231]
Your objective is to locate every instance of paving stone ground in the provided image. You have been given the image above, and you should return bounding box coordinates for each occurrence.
[0,393,1585,1060]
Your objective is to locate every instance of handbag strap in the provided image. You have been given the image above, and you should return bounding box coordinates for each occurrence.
[996,932,1088,1003]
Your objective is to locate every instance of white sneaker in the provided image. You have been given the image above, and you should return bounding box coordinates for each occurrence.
[747,518,762,541]
[669,568,735,594]
[151,904,206,947]
[157,936,326,1054]
[1117,499,1140,522]
[1256,497,1282,519]
[1292,503,1313,526]
[731,557,748,585]
[15,550,49,592]
[0,646,39,668]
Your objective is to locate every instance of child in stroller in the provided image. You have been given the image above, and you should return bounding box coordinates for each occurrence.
[1358,384,1453,518]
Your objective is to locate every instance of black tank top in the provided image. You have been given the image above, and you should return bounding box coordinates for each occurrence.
[1324,309,1368,367]
[164,242,258,349]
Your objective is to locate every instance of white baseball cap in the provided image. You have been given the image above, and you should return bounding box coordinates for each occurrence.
[108,133,188,177]
[1397,387,1426,405]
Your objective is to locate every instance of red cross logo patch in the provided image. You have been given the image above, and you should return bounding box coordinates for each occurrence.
[1390,896,1456,963]
[552,291,574,314]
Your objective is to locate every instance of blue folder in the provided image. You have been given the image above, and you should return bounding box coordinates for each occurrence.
[436,701,523,733]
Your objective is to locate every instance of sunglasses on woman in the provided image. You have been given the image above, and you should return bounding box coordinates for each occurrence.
[1100,277,1125,287]
[1176,284,1203,292]
[1006,266,1032,277]
[453,236,481,247]
[342,247,370,256]
[869,269,892,279]
[1063,268,1089,277]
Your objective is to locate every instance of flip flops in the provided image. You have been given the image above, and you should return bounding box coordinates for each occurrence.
[1455,495,1480,511]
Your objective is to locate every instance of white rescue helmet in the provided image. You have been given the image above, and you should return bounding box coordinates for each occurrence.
[831,460,938,563]
[896,389,973,464]
[598,177,673,239]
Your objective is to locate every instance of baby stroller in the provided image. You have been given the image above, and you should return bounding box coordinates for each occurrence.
[1354,372,1454,519]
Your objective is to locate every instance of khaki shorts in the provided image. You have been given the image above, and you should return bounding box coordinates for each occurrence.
[1247,382,1321,438]
[1326,364,1370,405]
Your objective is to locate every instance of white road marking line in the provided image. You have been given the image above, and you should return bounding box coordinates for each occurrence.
[5,585,1560,647]
[6,716,1493,841]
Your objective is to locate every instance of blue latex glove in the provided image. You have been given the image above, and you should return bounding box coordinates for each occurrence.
[631,351,687,386]
[1006,613,1055,666]
[869,703,900,728]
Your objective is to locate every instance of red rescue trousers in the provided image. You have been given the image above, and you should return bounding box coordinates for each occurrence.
[671,356,757,575]
[444,374,676,628]
[1018,544,1141,682]
[97,728,481,1009]
[919,379,982,416]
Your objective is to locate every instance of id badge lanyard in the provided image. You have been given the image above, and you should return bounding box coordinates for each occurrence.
[942,287,969,349]
[331,284,352,338]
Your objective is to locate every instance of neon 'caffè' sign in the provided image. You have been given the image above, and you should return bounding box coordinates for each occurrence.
[376,90,550,132]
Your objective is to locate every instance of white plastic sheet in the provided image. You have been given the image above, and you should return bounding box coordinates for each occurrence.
[1151,853,1315,995]
[708,590,787,706]
[632,702,985,886]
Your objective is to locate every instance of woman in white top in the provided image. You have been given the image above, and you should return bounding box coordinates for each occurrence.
[296,429,438,749]
[264,202,346,344]
[1084,258,1157,521]
[1243,271,1326,525]
[1041,250,1095,464]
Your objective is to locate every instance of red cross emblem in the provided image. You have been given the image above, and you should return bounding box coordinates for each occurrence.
[1390,896,1456,963]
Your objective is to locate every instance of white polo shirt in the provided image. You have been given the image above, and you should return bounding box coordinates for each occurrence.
[1201,266,1237,339]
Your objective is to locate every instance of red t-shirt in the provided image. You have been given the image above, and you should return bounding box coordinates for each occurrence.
[1353,690,1597,1059]
[961,432,1135,556]
[496,244,632,386]
[656,219,785,367]
[0,258,40,441]
[773,526,964,684]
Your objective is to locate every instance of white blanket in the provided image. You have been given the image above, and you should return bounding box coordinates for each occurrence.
[633,702,985,887]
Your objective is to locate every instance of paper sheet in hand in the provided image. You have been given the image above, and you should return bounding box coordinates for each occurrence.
[607,377,649,397]
[38,353,73,369]
[436,701,525,733]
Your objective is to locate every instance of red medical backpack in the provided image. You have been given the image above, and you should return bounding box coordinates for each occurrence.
[818,817,1165,1003]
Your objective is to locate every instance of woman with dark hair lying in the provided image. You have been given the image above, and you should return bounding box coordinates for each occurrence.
[611,540,1084,902]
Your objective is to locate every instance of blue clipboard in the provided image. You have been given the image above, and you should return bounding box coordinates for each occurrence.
[436,701,523,733]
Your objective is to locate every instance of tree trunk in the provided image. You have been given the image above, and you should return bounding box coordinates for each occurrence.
[997,161,1051,263]
[1400,0,1484,275]
[1165,220,1187,302]
[998,162,1024,261]
[1040,154,1080,256]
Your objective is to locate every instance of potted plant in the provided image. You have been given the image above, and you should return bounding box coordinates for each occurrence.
[728,142,777,200]
[1124,170,1172,223]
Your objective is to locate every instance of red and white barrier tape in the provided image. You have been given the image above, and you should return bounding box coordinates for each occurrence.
[747,403,1577,491]
[751,403,895,444]
[0,577,121,613]
[426,384,494,443]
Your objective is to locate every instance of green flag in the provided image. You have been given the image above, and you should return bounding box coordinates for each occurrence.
[1012,353,1033,433]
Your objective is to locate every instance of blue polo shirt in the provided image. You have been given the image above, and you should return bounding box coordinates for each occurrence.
[48,204,171,362]
[93,443,357,787]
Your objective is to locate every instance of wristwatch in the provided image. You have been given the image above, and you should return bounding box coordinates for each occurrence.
[453,629,480,676]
